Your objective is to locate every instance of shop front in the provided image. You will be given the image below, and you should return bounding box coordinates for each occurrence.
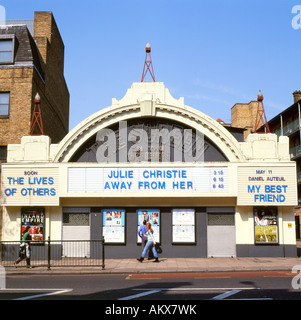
[0,82,298,258]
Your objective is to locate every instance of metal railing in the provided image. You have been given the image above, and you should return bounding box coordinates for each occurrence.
[0,237,105,269]
[290,145,301,158]
[283,118,300,135]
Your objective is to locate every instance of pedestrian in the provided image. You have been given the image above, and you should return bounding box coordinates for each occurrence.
[14,225,32,268]
[138,220,153,260]
[137,222,159,263]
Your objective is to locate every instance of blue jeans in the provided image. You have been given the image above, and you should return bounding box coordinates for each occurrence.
[141,240,158,258]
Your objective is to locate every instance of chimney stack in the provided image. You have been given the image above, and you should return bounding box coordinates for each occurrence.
[293,91,301,103]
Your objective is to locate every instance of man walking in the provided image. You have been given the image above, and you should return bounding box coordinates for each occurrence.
[14,225,32,268]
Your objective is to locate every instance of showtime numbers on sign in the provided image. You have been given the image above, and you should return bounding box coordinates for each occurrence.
[211,169,225,191]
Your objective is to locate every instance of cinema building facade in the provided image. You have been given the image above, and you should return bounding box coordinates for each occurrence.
[0,82,298,258]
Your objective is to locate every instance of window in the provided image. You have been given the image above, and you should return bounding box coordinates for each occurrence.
[0,146,7,161]
[0,38,14,63]
[0,92,9,116]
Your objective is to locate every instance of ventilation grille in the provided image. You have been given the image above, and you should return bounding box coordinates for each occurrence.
[208,213,234,226]
[63,213,89,226]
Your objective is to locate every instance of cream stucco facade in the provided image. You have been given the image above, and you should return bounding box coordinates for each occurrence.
[0,82,298,258]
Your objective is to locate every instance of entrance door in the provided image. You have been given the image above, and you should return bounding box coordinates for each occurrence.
[62,210,90,257]
[207,213,236,257]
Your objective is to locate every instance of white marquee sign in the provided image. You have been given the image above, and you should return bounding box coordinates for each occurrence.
[68,167,228,194]
[1,167,59,206]
[237,166,297,206]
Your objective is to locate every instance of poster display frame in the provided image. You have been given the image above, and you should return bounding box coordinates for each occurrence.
[137,208,160,244]
[102,208,126,244]
[21,207,45,245]
[254,206,279,245]
[172,208,196,244]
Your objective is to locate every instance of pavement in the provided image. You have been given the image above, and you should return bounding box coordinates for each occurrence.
[4,240,301,275]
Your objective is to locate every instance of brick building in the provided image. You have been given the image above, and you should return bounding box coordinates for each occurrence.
[0,12,70,239]
[231,99,262,141]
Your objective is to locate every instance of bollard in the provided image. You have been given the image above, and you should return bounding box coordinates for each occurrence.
[0,266,6,289]
[102,236,105,270]
[47,236,51,270]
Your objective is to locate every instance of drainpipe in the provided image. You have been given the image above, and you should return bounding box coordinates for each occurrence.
[298,103,301,144]
[280,114,283,136]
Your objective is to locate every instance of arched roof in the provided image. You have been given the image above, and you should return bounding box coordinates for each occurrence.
[53,82,245,163]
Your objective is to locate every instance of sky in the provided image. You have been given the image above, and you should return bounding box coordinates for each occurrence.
[1,0,301,131]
